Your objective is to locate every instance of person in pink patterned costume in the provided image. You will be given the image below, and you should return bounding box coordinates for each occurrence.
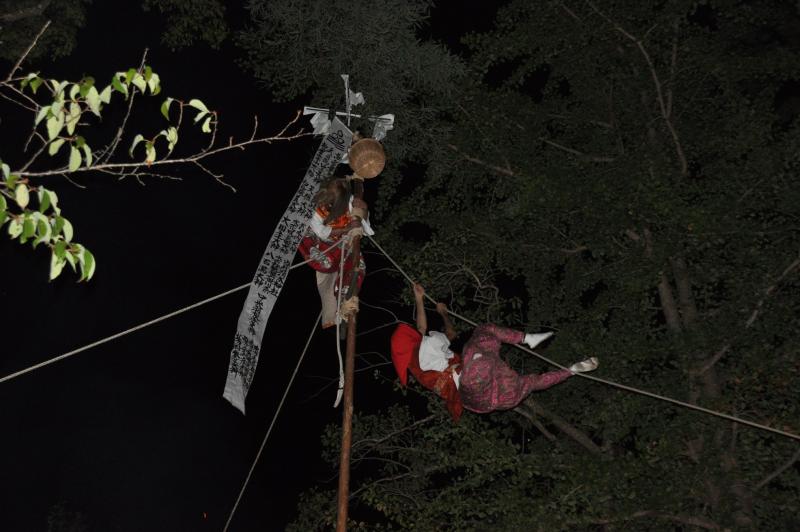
[458,324,598,414]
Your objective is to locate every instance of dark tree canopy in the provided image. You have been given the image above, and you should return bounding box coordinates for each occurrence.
[2,0,798,529]
[242,1,800,530]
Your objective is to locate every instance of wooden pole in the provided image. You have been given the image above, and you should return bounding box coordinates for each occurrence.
[335,179,364,532]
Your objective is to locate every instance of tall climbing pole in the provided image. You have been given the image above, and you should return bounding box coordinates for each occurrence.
[304,75,393,531]
[335,131,387,530]
[336,177,364,532]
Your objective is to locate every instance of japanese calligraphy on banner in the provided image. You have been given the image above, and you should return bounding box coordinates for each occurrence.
[224,118,353,413]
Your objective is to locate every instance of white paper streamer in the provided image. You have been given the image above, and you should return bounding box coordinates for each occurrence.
[223,118,353,413]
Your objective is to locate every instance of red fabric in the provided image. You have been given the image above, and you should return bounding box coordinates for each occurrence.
[390,323,421,386]
[390,324,464,422]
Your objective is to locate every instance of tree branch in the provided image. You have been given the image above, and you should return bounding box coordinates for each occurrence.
[538,137,616,162]
[694,255,800,375]
[5,19,51,82]
[521,398,603,455]
[447,143,515,176]
[18,110,310,179]
[572,509,720,530]
[754,448,800,491]
[586,1,688,176]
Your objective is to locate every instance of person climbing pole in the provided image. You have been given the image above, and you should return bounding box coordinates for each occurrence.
[391,284,599,419]
[298,177,374,328]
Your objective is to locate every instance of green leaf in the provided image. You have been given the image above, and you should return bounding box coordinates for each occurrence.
[166,126,178,151]
[1,162,9,180]
[188,99,209,113]
[35,105,50,125]
[48,138,66,156]
[38,188,51,212]
[30,76,43,94]
[125,68,137,84]
[33,217,52,247]
[8,218,23,238]
[65,248,77,271]
[112,75,128,97]
[20,72,36,88]
[48,189,60,215]
[131,73,147,93]
[46,111,65,140]
[49,252,66,281]
[6,174,18,189]
[68,146,81,172]
[147,72,161,95]
[62,218,73,242]
[15,183,29,208]
[0,209,6,227]
[193,110,207,123]
[86,86,101,116]
[81,143,93,167]
[81,248,96,281]
[69,83,80,100]
[22,216,35,241]
[144,65,153,81]
[0,195,6,211]
[54,239,67,259]
[160,97,173,120]
[51,98,63,116]
[201,115,213,133]
[99,85,112,104]
[65,102,81,135]
[129,134,145,157]
[79,76,95,97]
[52,216,64,236]
[145,142,156,163]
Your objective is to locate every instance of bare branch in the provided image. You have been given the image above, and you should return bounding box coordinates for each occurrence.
[694,255,800,375]
[6,19,51,81]
[96,49,149,165]
[666,18,679,117]
[586,1,688,176]
[513,405,556,441]
[539,137,616,162]
[572,509,720,530]
[521,398,603,455]
[559,2,582,23]
[0,1,51,24]
[447,143,515,177]
[755,448,800,491]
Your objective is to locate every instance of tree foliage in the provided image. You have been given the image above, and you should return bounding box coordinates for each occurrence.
[0,0,90,61]
[244,1,800,529]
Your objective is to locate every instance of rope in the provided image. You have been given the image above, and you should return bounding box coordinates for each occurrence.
[0,241,339,386]
[365,235,800,443]
[333,239,347,407]
[0,283,252,385]
[223,311,322,532]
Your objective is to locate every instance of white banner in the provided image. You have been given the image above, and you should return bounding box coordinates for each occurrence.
[224,118,353,413]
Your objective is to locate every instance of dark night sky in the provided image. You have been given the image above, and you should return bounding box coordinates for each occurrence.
[0,2,495,530]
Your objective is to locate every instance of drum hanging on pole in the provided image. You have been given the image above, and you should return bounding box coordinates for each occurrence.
[348,138,386,179]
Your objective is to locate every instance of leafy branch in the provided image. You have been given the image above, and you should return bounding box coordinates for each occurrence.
[0,21,310,281]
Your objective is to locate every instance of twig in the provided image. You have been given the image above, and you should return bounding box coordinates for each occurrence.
[96,49,149,165]
[571,509,720,530]
[694,255,800,376]
[446,143,515,177]
[539,137,616,162]
[6,20,51,82]
[754,448,800,491]
[18,121,310,179]
[586,1,688,176]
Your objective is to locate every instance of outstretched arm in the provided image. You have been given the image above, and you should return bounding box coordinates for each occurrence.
[436,303,457,341]
[414,283,427,335]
